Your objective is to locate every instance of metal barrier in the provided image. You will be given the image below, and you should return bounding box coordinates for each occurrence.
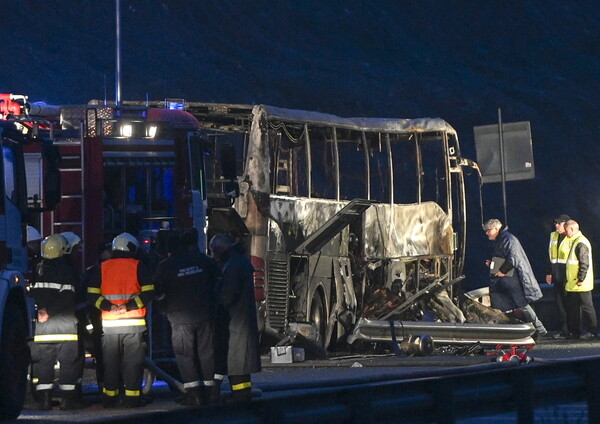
[104,356,600,424]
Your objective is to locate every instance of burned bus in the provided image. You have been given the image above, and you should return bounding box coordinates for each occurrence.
[27,98,535,353]
[186,103,536,349]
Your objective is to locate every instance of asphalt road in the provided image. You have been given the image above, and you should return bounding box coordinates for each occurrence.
[12,337,600,423]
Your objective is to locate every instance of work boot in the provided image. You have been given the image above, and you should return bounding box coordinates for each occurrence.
[208,382,221,404]
[35,390,53,410]
[102,395,119,409]
[123,395,146,408]
[59,390,85,410]
[228,387,252,404]
[179,387,204,407]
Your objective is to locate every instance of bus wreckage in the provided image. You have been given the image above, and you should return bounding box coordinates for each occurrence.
[49,98,535,353]
[181,103,536,352]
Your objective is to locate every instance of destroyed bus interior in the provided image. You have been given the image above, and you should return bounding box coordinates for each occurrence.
[182,103,537,351]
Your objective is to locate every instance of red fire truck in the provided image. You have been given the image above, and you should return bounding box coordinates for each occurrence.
[0,94,61,419]
[22,98,218,382]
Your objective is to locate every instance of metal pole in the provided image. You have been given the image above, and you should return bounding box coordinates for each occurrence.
[115,0,121,106]
[498,108,507,225]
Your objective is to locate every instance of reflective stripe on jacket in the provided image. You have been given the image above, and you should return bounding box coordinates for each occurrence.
[566,234,594,292]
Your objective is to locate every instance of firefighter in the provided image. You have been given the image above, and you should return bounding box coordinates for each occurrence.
[155,231,220,406]
[209,234,261,403]
[30,234,84,410]
[86,232,154,408]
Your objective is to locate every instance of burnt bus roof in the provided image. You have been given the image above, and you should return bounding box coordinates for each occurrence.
[84,100,458,137]
[255,104,458,137]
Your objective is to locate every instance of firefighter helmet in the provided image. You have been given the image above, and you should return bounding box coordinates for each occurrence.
[41,234,67,259]
[112,232,139,253]
[27,226,42,243]
[60,231,82,255]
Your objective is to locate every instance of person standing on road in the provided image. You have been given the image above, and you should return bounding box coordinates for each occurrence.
[87,232,154,408]
[545,214,571,337]
[483,219,548,337]
[563,220,598,339]
[209,234,261,403]
[30,234,84,410]
[155,231,220,406]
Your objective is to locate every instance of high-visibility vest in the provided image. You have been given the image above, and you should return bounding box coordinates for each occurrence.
[565,234,594,292]
[548,231,571,265]
[100,258,146,326]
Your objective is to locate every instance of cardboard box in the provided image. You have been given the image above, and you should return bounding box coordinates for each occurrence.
[270,346,305,363]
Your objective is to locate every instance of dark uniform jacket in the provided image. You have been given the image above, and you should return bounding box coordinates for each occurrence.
[155,250,220,324]
[31,258,78,342]
[490,226,542,312]
[217,246,261,376]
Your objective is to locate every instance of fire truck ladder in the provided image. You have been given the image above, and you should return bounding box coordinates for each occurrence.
[52,138,85,272]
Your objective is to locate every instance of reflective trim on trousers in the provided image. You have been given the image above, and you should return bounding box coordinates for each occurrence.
[231,382,252,391]
[36,383,54,391]
[59,384,76,391]
[125,390,140,397]
[183,381,201,389]
[103,387,119,397]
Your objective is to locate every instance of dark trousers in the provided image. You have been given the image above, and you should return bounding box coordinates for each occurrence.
[32,341,80,391]
[566,291,598,336]
[554,282,569,334]
[170,321,215,387]
[102,332,145,397]
[214,307,230,376]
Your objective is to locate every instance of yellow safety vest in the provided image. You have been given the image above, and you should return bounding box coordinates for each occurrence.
[565,234,594,292]
[548,231,571,265]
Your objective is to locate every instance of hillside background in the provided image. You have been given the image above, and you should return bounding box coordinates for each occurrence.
[1,1,599,288]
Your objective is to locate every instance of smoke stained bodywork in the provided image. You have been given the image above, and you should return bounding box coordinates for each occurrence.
[180,102,536,348]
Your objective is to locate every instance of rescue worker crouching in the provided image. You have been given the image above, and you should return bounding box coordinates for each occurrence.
[30,234,84,410]
[86,232,154,408]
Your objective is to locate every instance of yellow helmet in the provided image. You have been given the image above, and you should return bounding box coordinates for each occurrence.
[41,234,67,259]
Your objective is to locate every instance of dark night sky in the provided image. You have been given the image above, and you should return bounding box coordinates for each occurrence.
[1,1,599,287]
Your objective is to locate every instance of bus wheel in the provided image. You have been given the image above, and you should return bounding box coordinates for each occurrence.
[0,300,29,420]
[309,291,327,347]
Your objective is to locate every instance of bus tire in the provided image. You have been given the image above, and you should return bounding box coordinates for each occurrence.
[309,290,327,347]
[0,299,29,420]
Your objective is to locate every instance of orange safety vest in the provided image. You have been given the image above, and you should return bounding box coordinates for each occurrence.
[100,258,146,324]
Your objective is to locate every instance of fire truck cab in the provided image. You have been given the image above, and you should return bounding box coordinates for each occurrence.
[0,94,61,419]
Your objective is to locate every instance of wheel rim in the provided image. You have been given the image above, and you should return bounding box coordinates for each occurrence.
[310,292,326,346]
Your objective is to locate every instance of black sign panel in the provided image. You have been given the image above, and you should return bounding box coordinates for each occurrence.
[473,121,534,183]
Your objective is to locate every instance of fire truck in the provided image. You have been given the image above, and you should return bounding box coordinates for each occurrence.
[0,94,61,419]
[20,98,215,386]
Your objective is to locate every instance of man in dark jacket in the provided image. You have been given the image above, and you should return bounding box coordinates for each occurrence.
[155,232,220,406]
[209,234,261,403]
[30,234,84,410]
[483,219,548,337]
[544,214,571,337]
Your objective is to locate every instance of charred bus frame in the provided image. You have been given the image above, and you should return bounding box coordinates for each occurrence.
[184,103,535,348]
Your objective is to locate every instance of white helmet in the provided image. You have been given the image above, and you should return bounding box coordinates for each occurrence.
[112,232,139,253]
[60,232,82,255]
[41,234,67,259]
[27,226,42,243]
